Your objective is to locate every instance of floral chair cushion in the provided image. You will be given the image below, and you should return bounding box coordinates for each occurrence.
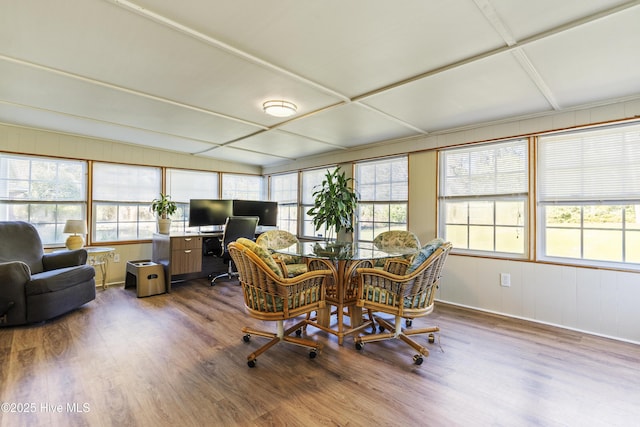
[406,238,445,274]
[256,230,302,265]
[372,230,421,267]
[236,237,284,278]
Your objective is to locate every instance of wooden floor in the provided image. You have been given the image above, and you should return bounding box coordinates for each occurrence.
[1,278,639,427]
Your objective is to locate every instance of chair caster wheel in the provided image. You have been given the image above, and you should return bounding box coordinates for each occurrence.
[247,359,256,368]
[428,333,435,343]
[406,319,413,327]
[413,354,423,365]
[243,334,251,343]
[295,329,302,336]
[355,341,364,351]
[309,349,318,359]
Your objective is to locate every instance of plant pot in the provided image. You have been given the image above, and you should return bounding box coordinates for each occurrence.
[157,218,171,234]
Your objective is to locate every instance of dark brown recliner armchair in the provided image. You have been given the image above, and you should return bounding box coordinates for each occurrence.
[0,221,96,326]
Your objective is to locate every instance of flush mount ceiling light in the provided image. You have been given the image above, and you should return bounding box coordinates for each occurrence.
[263,100,297,117]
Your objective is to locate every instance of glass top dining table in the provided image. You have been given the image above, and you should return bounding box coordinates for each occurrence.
[274,240,418,261]
[273,240,419,345]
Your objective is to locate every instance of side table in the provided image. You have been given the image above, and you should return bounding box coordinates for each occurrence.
[85,247,115,290]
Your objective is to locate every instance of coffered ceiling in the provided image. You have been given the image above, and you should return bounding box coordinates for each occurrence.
[1,0,639,168]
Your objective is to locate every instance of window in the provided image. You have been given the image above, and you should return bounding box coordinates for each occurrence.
[301,167,336,239]
[538,122,640,268]
[221,174,264,200]
[270,172,298,235]
[439,139,528,256]
[167,169,219,233]
[92,163,160,242]
[0,153,87,246]
[355,156,408,242]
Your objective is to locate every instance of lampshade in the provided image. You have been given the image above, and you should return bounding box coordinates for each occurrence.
[63,220,87,250]
[263,100,297,117]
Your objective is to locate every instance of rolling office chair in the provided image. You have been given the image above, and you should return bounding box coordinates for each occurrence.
[210,216,259,285]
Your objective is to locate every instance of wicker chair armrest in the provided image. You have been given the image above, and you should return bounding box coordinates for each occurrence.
[274,257,289,277]
[383,258,410,275]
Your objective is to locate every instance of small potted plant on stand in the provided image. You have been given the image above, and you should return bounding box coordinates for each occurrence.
[150,193,177,234]
[307,167,359,244]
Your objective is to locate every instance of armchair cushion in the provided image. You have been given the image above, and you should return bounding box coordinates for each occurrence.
[43,250,88,270]
[27,265,96,296]
[406,238,445,274]
[0,221,46,273]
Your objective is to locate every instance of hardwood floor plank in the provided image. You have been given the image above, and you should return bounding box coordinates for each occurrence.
[1,278,639,426]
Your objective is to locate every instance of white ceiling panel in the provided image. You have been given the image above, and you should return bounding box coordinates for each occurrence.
[0,0,342,125]
[489,0,631,41]
[0,102,217,153]
[0,59,258,145]
[228,130,337,160]
[130,0,506,97]
[198,146,287,166]
[1,0,639,168]
[280,104,422,148]
[363,52,553,132]
[523,7,640,108]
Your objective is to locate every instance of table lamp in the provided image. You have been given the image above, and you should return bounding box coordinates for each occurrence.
[63,219,87,250]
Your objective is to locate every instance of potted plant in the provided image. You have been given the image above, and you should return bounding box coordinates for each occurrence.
[307,167,359,242]
[150,193,177,234]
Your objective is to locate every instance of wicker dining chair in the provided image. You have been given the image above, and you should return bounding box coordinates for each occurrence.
[228,238,332,367]
[255,229,307,277]
[354,241,452,365]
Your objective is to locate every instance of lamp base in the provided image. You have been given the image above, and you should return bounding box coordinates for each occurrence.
[65,235,85,250]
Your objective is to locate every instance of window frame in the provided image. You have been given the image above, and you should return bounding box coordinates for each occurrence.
[537,122,640,270]
[300,166,336,239]
[269,172,298,235]
[438,138,529,258]
[92,162,161,243]
[166,168,219,233]
[0,152,87,247]
[354,156,409,243]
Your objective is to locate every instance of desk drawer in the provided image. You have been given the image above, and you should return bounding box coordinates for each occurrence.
[171,248,202,275]
[171,236,202,250]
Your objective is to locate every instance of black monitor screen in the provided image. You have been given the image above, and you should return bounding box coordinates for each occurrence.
[232,200,278,226]
[188,199,234,227]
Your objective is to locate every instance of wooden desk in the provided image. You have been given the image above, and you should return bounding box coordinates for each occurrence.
[274,241,417,345]
[152,233,223,292]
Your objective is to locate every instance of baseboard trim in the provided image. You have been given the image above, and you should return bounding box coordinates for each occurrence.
[435,299,640,346]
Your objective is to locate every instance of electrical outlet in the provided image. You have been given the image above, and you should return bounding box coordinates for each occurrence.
[113,253,120,263]
[500,273,510,287]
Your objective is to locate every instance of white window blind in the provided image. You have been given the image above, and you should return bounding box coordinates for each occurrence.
[167,169,218,202]
[441,139,528,198]
[538,122,640,202]
[221,174,264,199]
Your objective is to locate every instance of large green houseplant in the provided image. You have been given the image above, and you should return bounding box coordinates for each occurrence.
[150,193,177,234]
[307,167,359,241]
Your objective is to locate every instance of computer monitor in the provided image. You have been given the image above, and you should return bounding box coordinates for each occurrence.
[188,199,234,227]
[232,200,278,226]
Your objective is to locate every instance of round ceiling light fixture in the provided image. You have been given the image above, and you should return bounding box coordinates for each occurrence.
[263,100,297,117]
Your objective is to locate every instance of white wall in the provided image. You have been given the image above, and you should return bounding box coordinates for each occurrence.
[442,256,640,344]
